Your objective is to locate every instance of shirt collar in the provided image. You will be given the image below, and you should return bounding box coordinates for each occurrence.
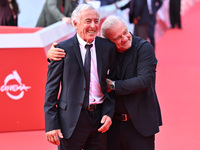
[77,33,95,48]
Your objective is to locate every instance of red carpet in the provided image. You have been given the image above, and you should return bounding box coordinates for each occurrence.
[0,130,56,150]
[155,1,200,150]
[1,1,200,150]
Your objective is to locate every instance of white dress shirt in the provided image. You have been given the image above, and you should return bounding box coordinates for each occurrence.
[77,34,104,105]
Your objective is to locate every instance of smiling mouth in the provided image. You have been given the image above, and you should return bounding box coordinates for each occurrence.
[88,31,96,34]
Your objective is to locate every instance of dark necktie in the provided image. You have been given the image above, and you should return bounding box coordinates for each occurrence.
[83,44,93,108]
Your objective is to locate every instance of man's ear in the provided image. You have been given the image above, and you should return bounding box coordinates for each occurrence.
[73,20,78,30]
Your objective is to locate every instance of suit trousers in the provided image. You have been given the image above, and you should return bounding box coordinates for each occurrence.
[58,109,107,150]
[107,119,155,150]
[169,0,181,28]
[148,15,156,48]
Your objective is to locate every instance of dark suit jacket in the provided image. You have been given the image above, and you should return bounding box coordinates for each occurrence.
[44,34,116,139]
[121,0,151,25]
[115,35,162,136]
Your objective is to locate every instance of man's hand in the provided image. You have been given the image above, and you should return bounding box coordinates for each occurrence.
[46,129,63,145]
[106,78,112,93]
[47,42,66,61]
[98,115,112,133]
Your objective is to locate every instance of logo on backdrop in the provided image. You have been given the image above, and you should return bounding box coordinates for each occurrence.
[0,70,31,100]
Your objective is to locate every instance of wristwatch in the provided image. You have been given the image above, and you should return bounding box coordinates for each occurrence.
[110,81,115,90]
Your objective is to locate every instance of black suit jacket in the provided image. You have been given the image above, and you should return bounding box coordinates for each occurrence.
[115,35,162,136]
[44,35,116,139]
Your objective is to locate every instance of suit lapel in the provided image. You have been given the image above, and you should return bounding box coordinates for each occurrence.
[95,38,102,83]
[72,35,84,73]
[71,36,103,82]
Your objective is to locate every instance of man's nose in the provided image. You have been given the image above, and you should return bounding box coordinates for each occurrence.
[90,21,96,28]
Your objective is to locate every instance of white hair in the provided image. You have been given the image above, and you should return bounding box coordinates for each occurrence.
[71,4,99,24]
[101,15,127,39]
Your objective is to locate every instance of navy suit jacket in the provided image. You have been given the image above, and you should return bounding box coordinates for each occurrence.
[115,35,162,136]
[44,35,116,139]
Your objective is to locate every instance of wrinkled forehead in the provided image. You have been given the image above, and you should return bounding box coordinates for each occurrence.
[80,9,99,19]
[111,22,127,37]
[72,5,100,23]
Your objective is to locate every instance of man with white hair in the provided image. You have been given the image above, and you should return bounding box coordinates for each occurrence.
[44,4,116,150]
[48,15,162,150]
[102,15,162,150]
